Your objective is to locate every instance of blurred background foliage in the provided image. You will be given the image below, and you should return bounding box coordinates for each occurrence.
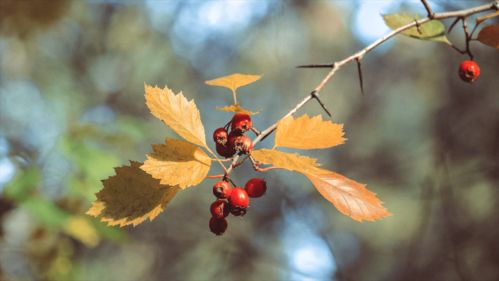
[0,0,498,280]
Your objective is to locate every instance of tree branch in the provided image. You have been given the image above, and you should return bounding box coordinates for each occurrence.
[223,1,498,178]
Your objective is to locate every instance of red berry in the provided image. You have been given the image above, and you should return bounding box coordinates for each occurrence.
[209,217,228,235]
[213,180,232,199]
[229,132,253,154]
[216,143,235,158]
[245,178,267,198]
[231,113,252,133]
[210,199,229,218]
[229,187,250,209]
[458,60,480,83]
[230,206,247,216]
[213,128,228,145]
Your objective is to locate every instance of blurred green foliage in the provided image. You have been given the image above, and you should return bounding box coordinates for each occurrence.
[0,0,498,281]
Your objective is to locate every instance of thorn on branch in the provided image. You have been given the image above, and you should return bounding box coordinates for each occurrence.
[415,19,423,35]
[310,90,332,117]
[355,58,365,96]
[296,64,334,68]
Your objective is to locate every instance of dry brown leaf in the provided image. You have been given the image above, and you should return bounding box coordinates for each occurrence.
[216,103,259,115]
[251,149,390,221]
[141,139,211,189]
[144,84,207,147]
[205,73,261,92]
[275,115,345,150]
[87,161,180,227]
[305,168,391,222]
[477,24,499,49]
[251,149,320,173]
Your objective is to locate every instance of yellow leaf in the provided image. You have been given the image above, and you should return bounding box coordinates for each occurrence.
[144,84,207,147]
[86,161,180,227]
[216,103,259,115]
[205,73,261,92]
[251,149,320,173]
[63,216,100,247]
[141,139,211,189]
[251,149,391,221]
[275,115,345,150]
[305,168,391,222]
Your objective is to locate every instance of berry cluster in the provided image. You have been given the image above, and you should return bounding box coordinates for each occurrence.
[209,113,268,235]
[213,113,254,158]
[209,178,267,235]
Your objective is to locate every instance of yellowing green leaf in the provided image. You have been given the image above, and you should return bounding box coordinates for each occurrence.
[252,149,391,222]
[216,103,259,115]
[63,216,100,247]
[275,115,345,150]
[141,139,211,189]
[87,161,180,227]
[251,149,320,174]
[477,25,499,49]
[305,168,391,222]
[205,73,261,92]
[144,84,207,147]
[383,13,450,44]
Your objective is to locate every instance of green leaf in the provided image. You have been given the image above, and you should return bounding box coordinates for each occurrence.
[383,13,450,44]
[477,25,499,49]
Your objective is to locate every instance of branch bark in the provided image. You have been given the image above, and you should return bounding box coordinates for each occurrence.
[223,1,498,178]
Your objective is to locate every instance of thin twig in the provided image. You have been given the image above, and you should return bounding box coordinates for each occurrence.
[248,155,280,172]
[421,0,435,18]
[461,17,474,60]
[207,174,225,179]
[222,1,498,178]
[251,127,261,136]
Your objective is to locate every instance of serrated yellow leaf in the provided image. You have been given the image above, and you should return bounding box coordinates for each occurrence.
[205,73,261,92]
[86,161,180,227]
[305,168,391,222]
[251,149,390,221]
[144,84,207,147]
[275,115,346,150]
[251,149,320,173]
[216,103,259,115]
[140,139,211,189]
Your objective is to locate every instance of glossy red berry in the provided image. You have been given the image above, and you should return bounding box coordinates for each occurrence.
[209,217,228,235]
[216,143,235,158]
[210,199,229,218]
[213,128,228,145]
[458,60,480,83]
[213,180,232,199]
[231,113,252,133]
[245,178,267,198]
[229,133,253,154]
[229,187,250,209]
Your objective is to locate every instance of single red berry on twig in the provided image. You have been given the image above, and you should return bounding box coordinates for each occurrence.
[210,199,229,218]
[213,180,232,199]
[458,60,480,83]
[229,132,253,154]
[216,143,236,158]
[231,113,252,133]
[229,187,250,209]
[245,178,267,198]
[213,128,229,145]
[209,217,228,235]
